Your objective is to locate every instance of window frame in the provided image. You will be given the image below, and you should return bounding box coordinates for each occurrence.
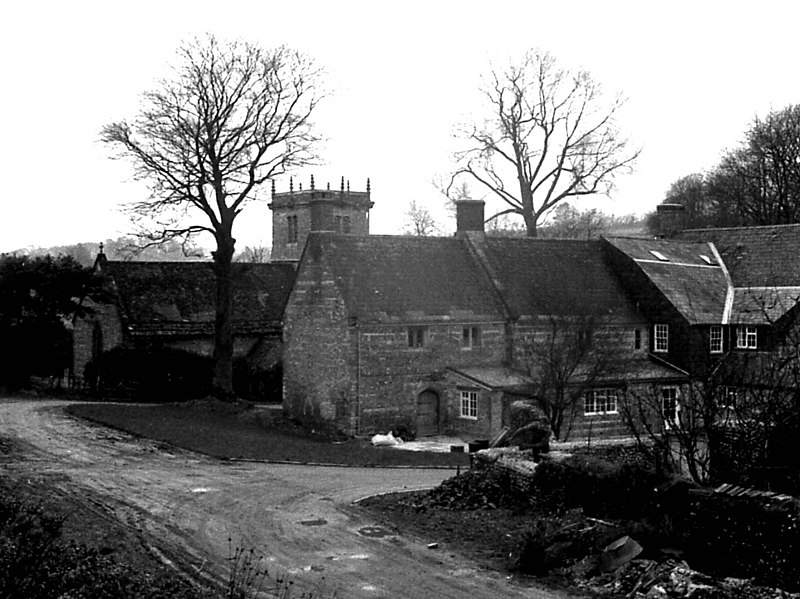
[407,326,426,349]
[709,325,723,354]
[653,324,669,353]
[736,325,758,349]
[286,214,298,244]
[459,390,478,420]
[584,388,619,416]
[461,326,481,350]
[718,386,739,410]
[660,386,681,430]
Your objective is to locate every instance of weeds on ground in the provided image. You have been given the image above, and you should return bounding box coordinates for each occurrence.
[226,539,338,599]
[0,486,204,599]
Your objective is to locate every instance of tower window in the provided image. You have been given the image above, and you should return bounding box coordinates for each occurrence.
[343,216,351,234]
[286,215,298,244]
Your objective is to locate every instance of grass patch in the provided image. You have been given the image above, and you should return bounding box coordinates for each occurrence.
[66,401,470,468]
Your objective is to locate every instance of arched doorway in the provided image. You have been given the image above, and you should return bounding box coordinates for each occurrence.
[416,389,440,437]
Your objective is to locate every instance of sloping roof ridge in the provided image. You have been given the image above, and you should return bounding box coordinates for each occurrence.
[106,259,210,264]
[461,235,514,319]
[487,236,596,245]
[605,235,708,245]
[647,353,690,377]
[683,223,800,233]
[346,233,460,242]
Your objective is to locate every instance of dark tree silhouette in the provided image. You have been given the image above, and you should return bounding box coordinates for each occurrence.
[101,35,323,398]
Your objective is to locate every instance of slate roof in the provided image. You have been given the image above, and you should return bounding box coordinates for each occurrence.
[474,238,635,317]
[731,286,800,324]
[100,261,295,336]
[447,366,534,391]
[679,224,800,287]
[604,237,728,324]
[308,234,505,322]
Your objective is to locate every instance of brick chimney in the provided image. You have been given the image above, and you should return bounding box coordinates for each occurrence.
[455,200,485,236]
[656,202,686,238]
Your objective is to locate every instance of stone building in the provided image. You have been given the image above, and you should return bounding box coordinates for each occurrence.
[281,200,687,441]
[73,252,295,399]
[268,176,373,261]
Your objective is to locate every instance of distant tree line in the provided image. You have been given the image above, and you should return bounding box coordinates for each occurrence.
[17,237,271,266]
[648,103,800,235]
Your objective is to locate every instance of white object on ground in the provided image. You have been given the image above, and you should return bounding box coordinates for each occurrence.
[371,431,403,446]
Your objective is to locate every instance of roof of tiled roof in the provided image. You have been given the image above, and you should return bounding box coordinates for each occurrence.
[307,234,505,321]
[604,237,728,324]
[101,261,295,335]
[731,286,800,324]
[477,238,638,317]
[678,224,800,287]
[447,366,534,391]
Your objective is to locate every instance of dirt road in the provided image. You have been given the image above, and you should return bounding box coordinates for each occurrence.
[0,399,573,598]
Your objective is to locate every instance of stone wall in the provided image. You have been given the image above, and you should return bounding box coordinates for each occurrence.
[72,299,124,387]
[282,259,356,432]
[355,321,506,435]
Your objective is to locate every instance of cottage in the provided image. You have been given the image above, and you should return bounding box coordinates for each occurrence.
[73,251,295,399]
[282,200,686,440]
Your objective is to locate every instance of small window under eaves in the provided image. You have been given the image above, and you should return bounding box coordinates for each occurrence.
[649,250,669,261]
[699,254,714,265]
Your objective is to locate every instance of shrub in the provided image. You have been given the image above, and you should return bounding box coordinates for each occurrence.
[531,455,662,519]
[96,345,213,400]
[675,493,800,590]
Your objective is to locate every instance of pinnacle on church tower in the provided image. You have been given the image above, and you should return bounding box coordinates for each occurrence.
[268,175,375,261]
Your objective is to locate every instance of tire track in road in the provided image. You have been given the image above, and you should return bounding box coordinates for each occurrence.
[0,399,577,599]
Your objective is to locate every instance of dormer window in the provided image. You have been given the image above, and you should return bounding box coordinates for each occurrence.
[736,326,757,349]
[649,250,669,261]
[710,325,723,353]
[654,324,669,352]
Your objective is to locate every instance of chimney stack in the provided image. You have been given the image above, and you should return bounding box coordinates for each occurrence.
[455,200,485,236]
[656,202,686,238]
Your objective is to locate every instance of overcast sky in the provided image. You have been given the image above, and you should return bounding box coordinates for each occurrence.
[2,0,799,253]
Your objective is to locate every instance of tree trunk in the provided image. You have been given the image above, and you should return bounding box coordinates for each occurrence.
[212,233,235,400]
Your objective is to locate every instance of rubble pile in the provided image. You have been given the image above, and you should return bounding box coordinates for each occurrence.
[583,558,800,598]
[420,467,530,510]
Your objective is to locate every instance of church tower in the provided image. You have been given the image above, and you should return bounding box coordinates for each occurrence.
[269,176,373,261]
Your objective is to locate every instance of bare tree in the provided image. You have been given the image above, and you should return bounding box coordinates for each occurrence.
[621,293,800,487]
[524,314,610,440]
[447,50,639,237]
[403,200,440,236]
[621,379,717,485]
[538,203,609,239]
[101,35,323,398]
[234,245,271,263]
